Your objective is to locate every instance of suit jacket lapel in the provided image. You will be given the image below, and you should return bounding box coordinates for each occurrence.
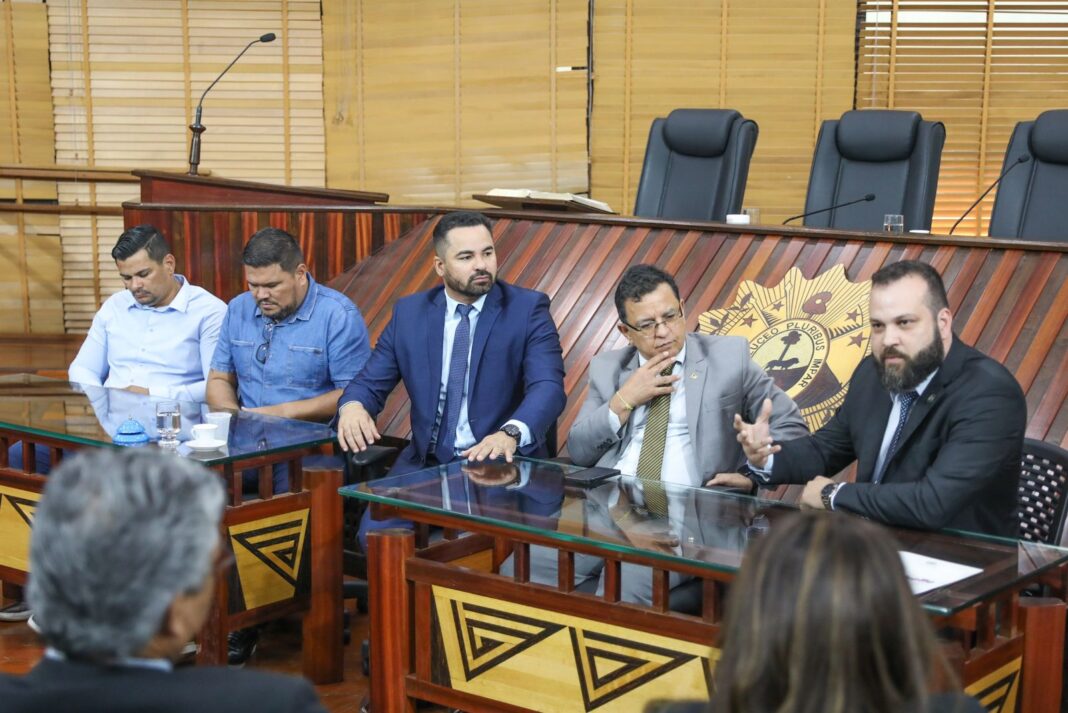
[427,289,447,418]
[857,374,893,482]
[882,372,945,478]
[468,283,503,396]
[683,335,707,452]
[617,349,641,445]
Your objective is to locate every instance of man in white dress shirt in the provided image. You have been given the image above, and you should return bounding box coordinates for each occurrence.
[0,225,224,624]
[68,224,226,401]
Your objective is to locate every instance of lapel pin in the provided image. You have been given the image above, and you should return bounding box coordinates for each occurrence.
[690,371,698,379]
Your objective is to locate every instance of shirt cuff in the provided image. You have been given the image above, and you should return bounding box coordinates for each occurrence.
[607,407,623,434]
[503,419,532,448]
[747,454,774,484]
[828,482,846,511]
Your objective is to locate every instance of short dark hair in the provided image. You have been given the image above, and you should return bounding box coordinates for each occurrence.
[242,227,304,272]
[432,211,494,256]
[111,225,170,262]
[614,264,681,322]
[871,260,949,314]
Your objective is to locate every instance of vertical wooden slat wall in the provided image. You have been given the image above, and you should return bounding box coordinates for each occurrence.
[321,0,589,205]
[589,0,857,222]
[857,1,1068,236]
[0,0,61,334]
[46,0,325,333]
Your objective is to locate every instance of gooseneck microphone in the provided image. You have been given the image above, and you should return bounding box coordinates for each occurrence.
[782,193,876,225]
[948,154,1031,235]
[187,33,278,176]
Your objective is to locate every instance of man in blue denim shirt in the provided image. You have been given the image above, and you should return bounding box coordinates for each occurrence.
[207,227,371,475]
[206,226,371,668]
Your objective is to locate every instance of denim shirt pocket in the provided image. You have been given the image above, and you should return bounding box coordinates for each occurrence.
[286,344,328,388]
[230,339,256,375]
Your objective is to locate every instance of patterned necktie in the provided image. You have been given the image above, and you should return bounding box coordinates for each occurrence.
[435,303,474,463]
[874,390,918,484]
[634,363,676,516]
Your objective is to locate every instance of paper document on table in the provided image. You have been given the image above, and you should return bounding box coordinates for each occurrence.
[899,551,982,595]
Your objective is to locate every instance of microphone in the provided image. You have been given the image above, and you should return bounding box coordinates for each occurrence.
[782,193,876,225]
[187,33,278,176]
[948,154,1031,235]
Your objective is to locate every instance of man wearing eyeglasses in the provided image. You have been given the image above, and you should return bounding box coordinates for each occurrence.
[563,264,807,603]
[207,227,371,475]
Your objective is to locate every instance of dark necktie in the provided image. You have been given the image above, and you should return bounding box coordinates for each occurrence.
[435,303,474,464]
[634,364,676,516]
[874,390,918,484]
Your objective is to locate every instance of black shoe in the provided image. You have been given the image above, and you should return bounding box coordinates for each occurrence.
[228,628,259,668]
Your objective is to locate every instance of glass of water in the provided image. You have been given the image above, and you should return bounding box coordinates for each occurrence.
[156,400,181,448]
[883,213,904,234]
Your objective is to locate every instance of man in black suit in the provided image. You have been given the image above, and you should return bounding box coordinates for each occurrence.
[719,260,1025,536]
[0,449,326,713]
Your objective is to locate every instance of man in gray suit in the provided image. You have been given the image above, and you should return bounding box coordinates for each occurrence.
[520,264,806,604]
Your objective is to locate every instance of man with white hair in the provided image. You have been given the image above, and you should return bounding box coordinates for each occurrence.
[0,449,326,713]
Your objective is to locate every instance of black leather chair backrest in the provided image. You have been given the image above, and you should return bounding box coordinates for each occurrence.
[989,109,1068,242]
[633,108,758,221]
[1018,438,1068,545]
[803,109,945,232]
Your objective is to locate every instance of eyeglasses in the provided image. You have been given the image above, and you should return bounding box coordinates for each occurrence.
[255,322,275,364]
[623,308,684,336]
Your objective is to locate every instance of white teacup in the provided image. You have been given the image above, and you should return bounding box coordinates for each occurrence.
[725,213,751,225]
[191,423,219,442]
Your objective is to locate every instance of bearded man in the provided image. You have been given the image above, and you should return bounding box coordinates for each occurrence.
[723,260,1025,536]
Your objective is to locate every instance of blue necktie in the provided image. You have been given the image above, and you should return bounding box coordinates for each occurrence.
[874,390,918,484]
[435,303,474,463]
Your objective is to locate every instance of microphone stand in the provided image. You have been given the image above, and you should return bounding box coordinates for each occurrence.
[187,33,277,176]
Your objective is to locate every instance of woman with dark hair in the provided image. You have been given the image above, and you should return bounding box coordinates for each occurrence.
[651,511,983,713]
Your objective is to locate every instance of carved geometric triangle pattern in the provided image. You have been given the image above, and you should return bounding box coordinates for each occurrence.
[569,628,697,711]
[231,518,305,587]
[972,666,1019,713]
[5,495,36,528]
[450,601,565,681]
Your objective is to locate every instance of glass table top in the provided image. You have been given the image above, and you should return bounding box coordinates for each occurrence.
[0,374,335,466]
[340,456,1068,617]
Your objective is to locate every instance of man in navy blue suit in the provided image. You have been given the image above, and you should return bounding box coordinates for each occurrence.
[336,210,566,475]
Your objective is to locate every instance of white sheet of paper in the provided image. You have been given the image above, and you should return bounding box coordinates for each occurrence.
[899,551,983,595]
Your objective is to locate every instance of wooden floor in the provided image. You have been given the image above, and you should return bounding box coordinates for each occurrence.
[0,594,371,712]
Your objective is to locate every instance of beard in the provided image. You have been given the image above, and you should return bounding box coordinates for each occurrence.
[444,269,495,300]
[874,326,944,393]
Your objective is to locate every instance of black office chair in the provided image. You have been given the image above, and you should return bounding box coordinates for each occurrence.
[802,109,945,232]
[988,110,1068,242]
[633,108,758,221]
[1018,438,1068,545]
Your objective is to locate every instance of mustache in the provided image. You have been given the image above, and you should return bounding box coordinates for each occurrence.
[469,271,491,280]
[881,346,908,360]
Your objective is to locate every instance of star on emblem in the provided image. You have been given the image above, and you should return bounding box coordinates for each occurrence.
[772,301,784,311]
[847,309,860,321]
[742,315,756,327]
[849,334,865,347]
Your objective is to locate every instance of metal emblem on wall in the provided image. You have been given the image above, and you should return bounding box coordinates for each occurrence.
[699,265,871,431]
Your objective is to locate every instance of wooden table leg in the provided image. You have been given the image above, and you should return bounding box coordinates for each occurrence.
[197,524,231,667]
[368,528,415,713]
[1019,597,1066,713]
[302,466,344,684]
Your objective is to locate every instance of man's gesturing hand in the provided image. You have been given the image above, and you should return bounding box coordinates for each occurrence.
[733,397,780,469]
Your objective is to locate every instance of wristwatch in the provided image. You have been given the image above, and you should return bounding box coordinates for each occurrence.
[499,424,522,445]
[820,482,839,511]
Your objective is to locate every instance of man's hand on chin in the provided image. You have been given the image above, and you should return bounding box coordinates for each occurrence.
[800,475,835,510]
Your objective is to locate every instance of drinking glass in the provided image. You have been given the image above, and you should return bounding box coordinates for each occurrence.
[742,207,761,224]
[883,214,904,234]
[156,400,181,448]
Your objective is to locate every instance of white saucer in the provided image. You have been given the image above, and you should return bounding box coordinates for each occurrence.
[186,438,227,452]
